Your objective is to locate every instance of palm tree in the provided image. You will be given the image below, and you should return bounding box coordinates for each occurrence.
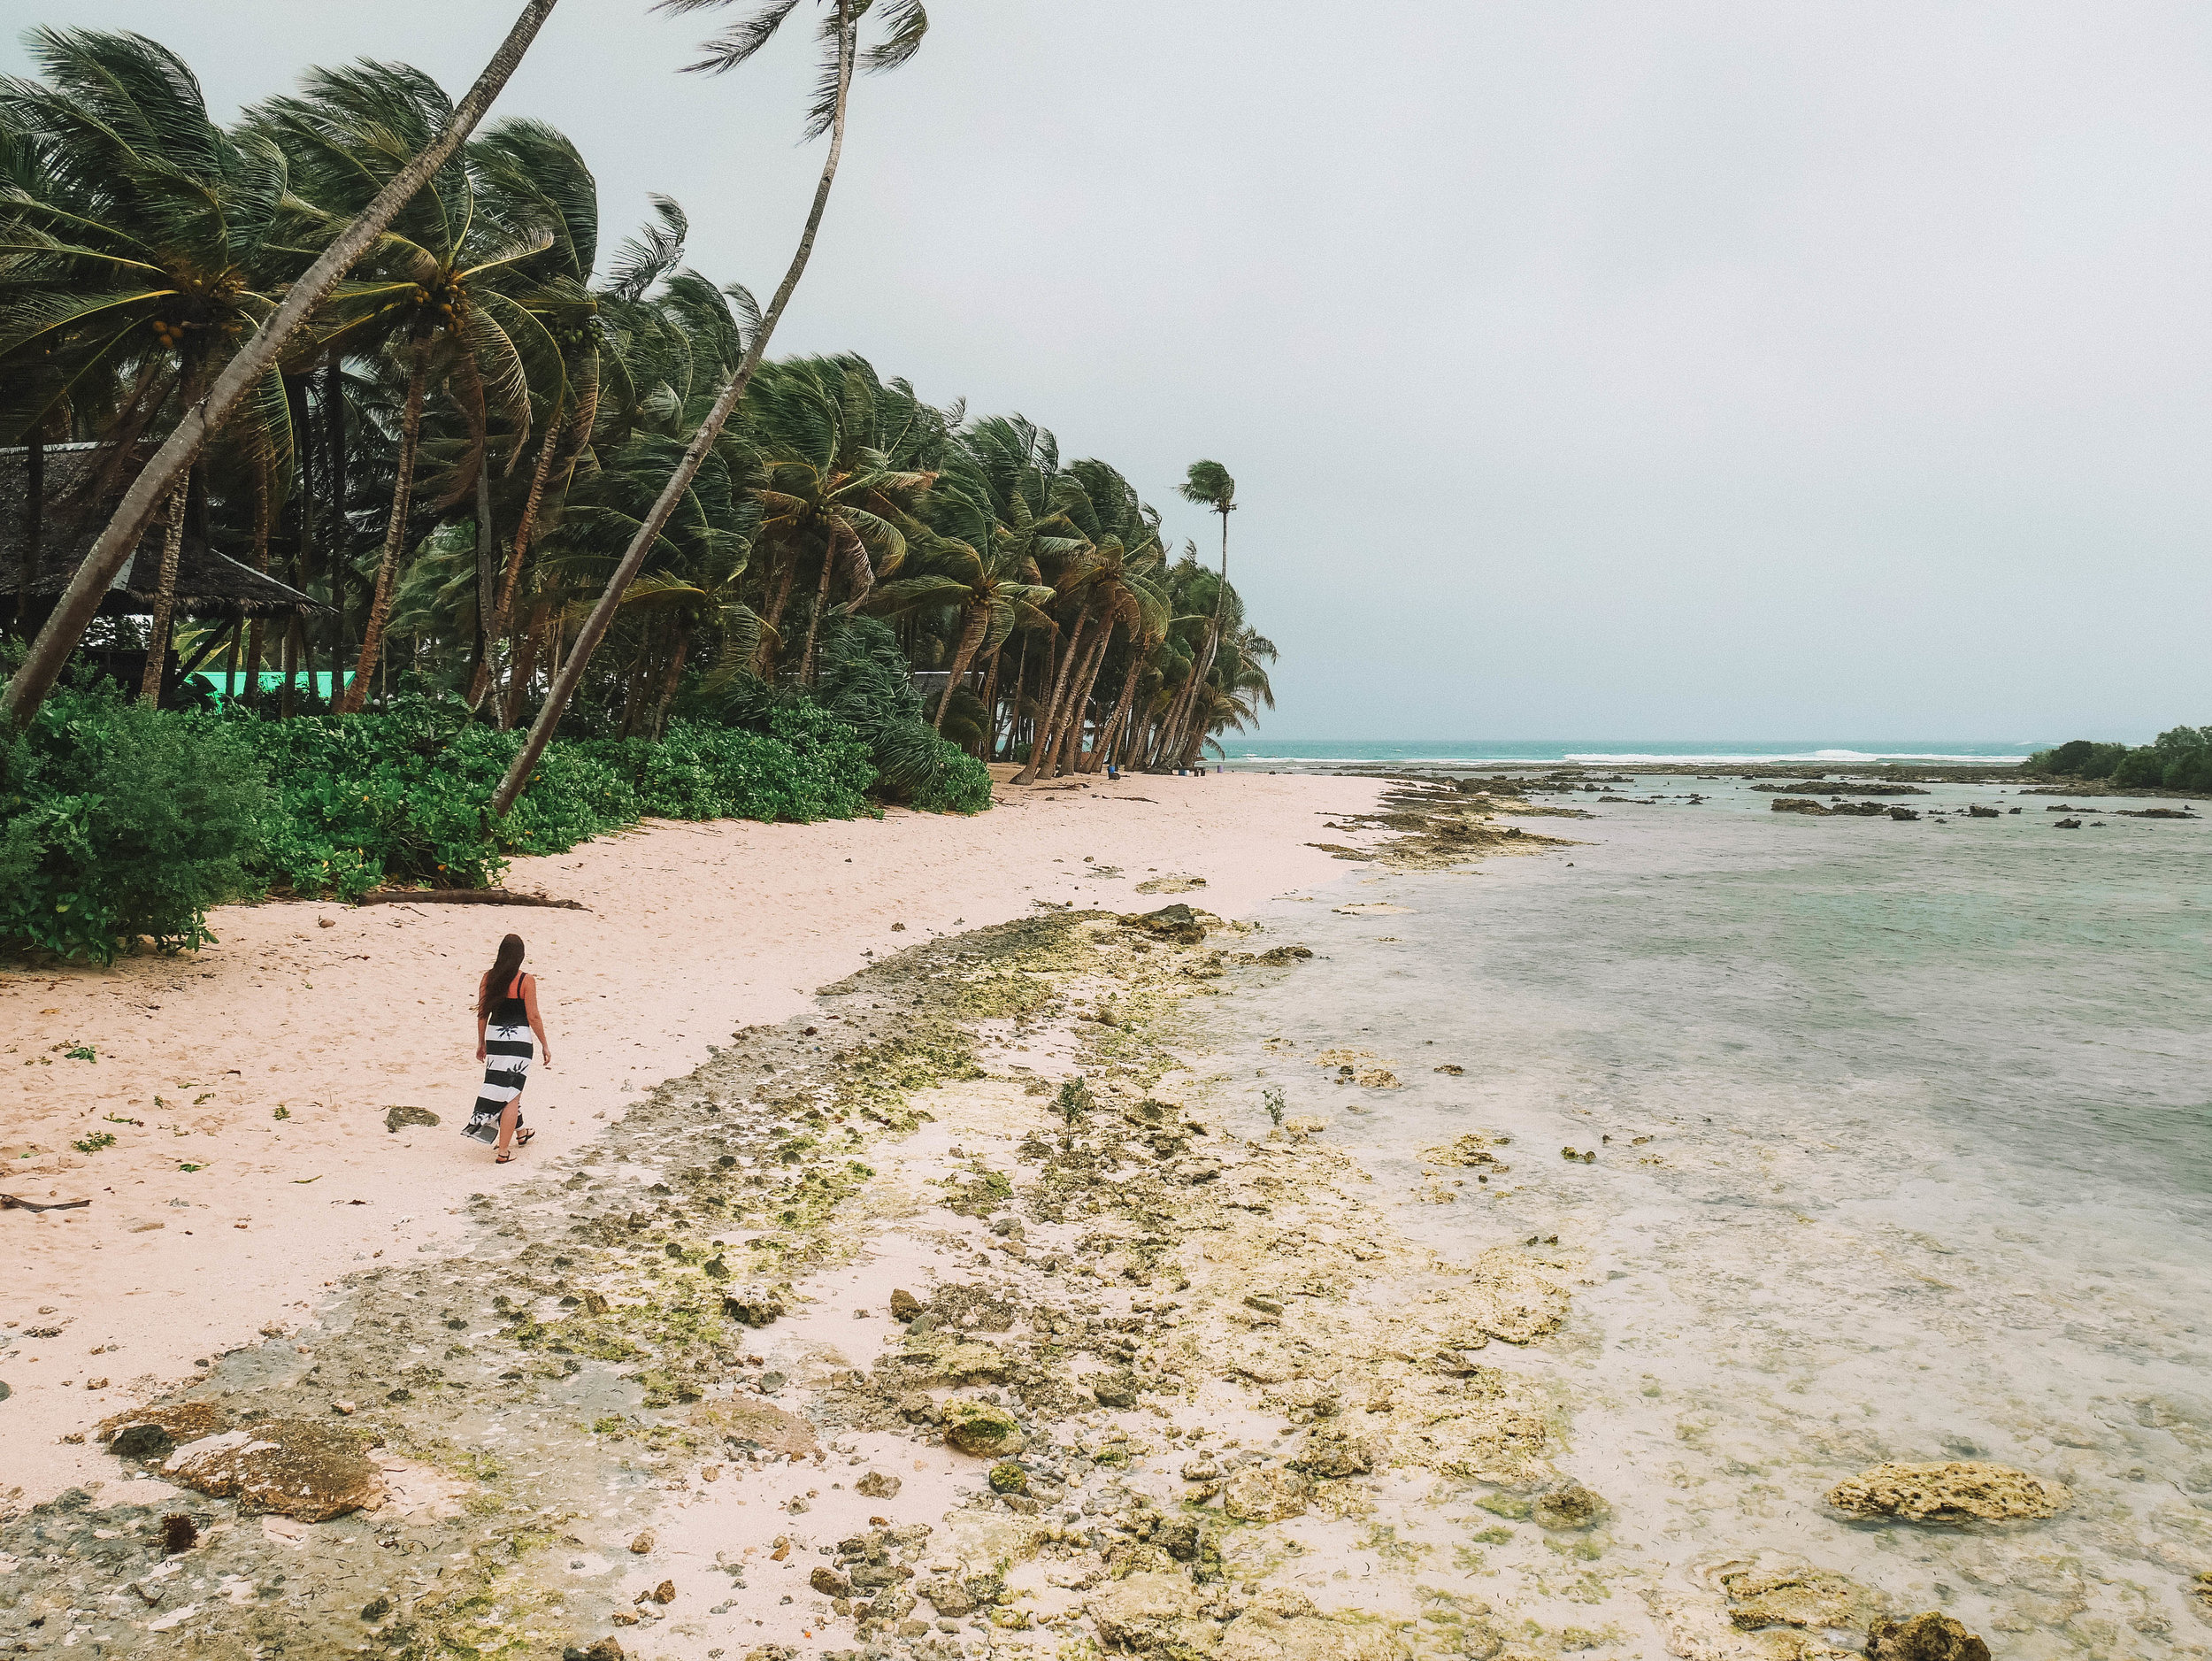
[742,355,942,684]
[865,534,1053,730]
[0,28,301,703]
[458,118,615,717]
[1,0,562,732]
[1152,458,1234,767]
[490,0,928,817]
[250,63,563,712]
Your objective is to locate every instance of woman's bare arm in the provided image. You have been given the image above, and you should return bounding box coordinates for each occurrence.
[521,974,552,1065]
[475,973,488,1060]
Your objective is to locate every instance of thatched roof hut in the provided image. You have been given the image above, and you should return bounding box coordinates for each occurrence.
[0,443,328,621]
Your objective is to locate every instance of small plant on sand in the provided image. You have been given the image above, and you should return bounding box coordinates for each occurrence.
[1263,1085,1286,1126]
[272,1106,290,1120]
[73,1131,116,1153]
[63,1043,96,1062]
[1056,1075,1094,1124]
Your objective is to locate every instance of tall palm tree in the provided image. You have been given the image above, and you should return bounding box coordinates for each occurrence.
[1154,458,1234,767]
[743,354,941,684]
[1,0,562,731]
[250,63,561,712]
[491,0,927,817]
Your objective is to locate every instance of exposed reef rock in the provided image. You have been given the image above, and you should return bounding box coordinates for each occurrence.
[1716,1555,1888,1632]
[1825,1460,2070,1523]
[161,1420,386,1521]
[1867,1611,1993,1659]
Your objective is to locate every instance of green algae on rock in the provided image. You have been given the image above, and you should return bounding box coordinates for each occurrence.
[942,1397,1025,1457]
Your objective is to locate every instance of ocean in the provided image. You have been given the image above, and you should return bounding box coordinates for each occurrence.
[1204,772,2212,1652]
[1217,739,2049,768]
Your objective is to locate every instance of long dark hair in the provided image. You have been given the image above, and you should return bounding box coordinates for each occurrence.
[480,934,526,1016]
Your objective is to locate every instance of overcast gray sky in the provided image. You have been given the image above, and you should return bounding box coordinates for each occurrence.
[12,2,2211,741]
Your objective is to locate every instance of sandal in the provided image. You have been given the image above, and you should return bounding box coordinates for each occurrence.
[495,1150,515,1164]
[516,1128,535,1148]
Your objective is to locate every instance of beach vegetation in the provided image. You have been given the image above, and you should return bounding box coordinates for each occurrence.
[2026,728,2212,791]
[1,19,1277,943]
[0,669,270,961]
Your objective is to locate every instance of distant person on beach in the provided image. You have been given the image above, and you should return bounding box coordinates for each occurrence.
[468,934,552,1163]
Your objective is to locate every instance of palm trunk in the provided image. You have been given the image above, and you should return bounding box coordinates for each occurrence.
[618,634,653,738]
[795,541,837,688]
[1091,650,1145,773]
[1010,615,1085,785]
[280,619,299,719]
[324,358,349,679]
[934,602,987,730]
[341,335,429,714]
[467,386,562,711]
[136,486,187,706]
[975,642,1003,759]
[503,600,551,728]
[1045,622,1111,779]
[491,0,857,818]
[222,613,243,707]
[651,616,691,738]
[472,457,497,697]
[4,0,562,733]
[242,461,271,709]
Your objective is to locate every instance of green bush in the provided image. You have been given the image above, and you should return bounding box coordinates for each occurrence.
[814,617,994,814]
[2027,739,2130,779]
[0,681,269,961]
[3,669,891,960]
[571,710,875,826]
[2028,727,2212,791]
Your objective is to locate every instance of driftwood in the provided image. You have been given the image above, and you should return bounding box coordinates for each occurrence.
[2,1193,90,1212]
[356,888,586,911]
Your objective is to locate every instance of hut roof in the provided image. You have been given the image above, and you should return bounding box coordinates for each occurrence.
[0,443,329,620]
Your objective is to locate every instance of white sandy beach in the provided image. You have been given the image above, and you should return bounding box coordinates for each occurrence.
[0,771,1382,1510]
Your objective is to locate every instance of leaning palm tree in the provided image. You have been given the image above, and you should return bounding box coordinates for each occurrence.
[1,0,562,731]
[251,62,562,711]
[865,535,1053,729]
[0,28,301,703]
[491,0,927,817]
[743,355,940,684]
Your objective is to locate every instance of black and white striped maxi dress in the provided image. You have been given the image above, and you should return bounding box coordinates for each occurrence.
[465,976,534,1144]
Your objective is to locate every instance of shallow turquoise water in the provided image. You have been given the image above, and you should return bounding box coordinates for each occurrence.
[1208,776,2212,1655]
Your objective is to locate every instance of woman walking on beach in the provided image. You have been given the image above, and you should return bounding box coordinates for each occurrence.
[468,934,552,1162]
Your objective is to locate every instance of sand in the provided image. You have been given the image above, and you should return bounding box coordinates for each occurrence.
[0,770,1381,1510]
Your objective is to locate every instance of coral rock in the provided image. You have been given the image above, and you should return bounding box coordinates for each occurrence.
[854,1469,902,1498]
[1867,1612,1992,1660]
[1291,1424,1379,1479]
[98,1402,230,1464]
[1532,1482,1609,1531]
[1717,1557,1886,1632]
[1086,1570,1204,1655]
[1222,1465,1311,1522]
[942,1398,1025,1458]
[163,1420,385,1522]
[1463,1247,1571,1344]
[1825,1461,2069,1523]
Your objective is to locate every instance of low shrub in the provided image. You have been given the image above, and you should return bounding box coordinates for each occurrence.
[2028,727,2212,791]
[0,680,269,961]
